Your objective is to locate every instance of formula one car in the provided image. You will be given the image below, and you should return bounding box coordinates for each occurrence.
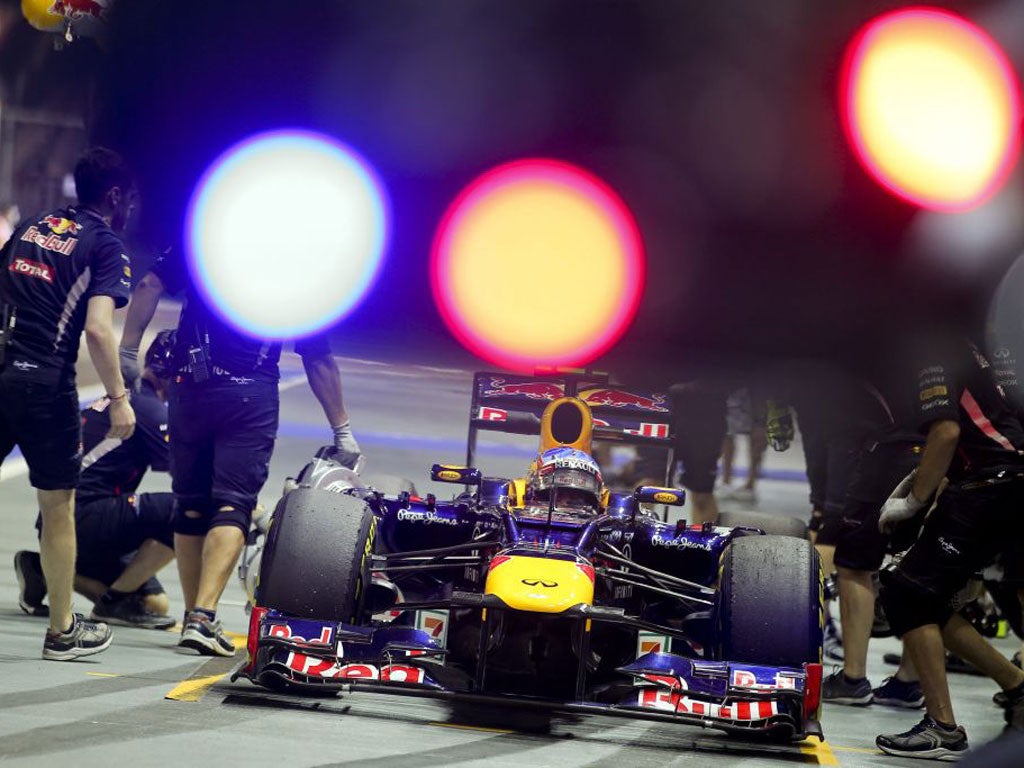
[237,372,825,742]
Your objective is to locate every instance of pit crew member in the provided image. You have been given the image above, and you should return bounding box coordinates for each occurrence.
[1,147,136,660]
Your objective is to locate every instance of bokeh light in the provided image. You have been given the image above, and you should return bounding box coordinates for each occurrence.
[841,8,1021,212]
[431,159,644,372]
[185,129,388,340]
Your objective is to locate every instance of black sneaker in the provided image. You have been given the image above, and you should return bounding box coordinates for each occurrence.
[14,550,49,617]
[91,595,176,631]
[178,611,235,657]
[822,670,873,706]
[876,716,968,761]
[873,676,926,709]
[42,613,113,661]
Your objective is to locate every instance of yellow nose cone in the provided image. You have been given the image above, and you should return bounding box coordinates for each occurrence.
[484,555,595,613]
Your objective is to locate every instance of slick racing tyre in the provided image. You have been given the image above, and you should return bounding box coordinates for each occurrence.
[717,510,808,540]
[256,487,376,623]
[717,535,822,668]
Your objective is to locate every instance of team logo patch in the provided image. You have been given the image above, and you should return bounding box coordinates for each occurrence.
[9,257,53,283]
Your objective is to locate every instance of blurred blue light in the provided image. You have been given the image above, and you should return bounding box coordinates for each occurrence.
[185,129,389,340]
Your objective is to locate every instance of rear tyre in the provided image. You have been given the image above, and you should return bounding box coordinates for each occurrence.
[718,510,808,540]
[718,535,822,668]
[256,487,376,623]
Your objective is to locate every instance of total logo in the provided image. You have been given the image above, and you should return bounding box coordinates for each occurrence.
[9,257,53,283]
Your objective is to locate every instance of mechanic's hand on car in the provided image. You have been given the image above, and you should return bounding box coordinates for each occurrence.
[106,396,136,441]
[878,470,924,533]
[332,420,363,471]
[119,345,141,391]
[766,401,795,452]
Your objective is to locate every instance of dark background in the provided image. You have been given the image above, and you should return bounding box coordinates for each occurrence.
[2,0,1022,381]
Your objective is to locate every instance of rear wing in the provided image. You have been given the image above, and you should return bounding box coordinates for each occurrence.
[466,371,675,481]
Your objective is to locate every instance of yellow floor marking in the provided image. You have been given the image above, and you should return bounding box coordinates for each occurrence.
[165,673,227,702]
[86,672,120,678]
[428,721,514,734]
[798,739,841,766]
[831,744,879,756]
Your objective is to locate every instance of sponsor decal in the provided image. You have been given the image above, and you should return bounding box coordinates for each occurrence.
[285,653,426,684]
[625,422,671,439]
[650,535,713,551]
[920,385,948,401]
[415,609,449,656]
[20,225,77,256]
[581,388,669,412]
[635,688,779,721]
[397,509,459,525]
[520,579,558,588]
[41,215,82,236]
[12,360,39,371]
[478,406,508,422]
[267,622,334,646]
[9,257,54,283]
[483,377,563,400]
[437,470,462,481]
[653,492,677,504]
[730,669,799,691]
[637,631,672,658]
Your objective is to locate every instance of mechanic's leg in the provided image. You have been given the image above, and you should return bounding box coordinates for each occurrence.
[903,623,956,725]
[688,491,718,526]
[942,613,1024,691]
[193,513,246,613]
[38,489,76,634]
[720,435,735,486]
[895,654,919,682]
[110,539,174,594]
[744,427,767,491]
[142,592,171,616]
[837,566,874,680]
[175,529,205,611]
[74,574,106,603]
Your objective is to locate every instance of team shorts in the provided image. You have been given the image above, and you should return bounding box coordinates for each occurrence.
[833,441,922,572]
[800,422,862,546]
[169,377,279,513]
[0,378,80,490]
[671,384,727,494]
[888,478,1024,615]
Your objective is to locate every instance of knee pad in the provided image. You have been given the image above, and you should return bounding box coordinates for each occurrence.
[209,500,252,537]
[174,498,214,536]
[879,568,954,636]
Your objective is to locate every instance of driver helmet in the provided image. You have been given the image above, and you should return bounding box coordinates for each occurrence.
[144,329,177,379]
[527,447,603,509]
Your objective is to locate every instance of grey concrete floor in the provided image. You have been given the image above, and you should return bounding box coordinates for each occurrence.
[0,345,1019,766]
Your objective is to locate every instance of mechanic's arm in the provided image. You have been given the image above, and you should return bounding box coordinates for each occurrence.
[910,419,960,503]
[86,295,136,440]
[303,351,348,427]
[119,271,165,386]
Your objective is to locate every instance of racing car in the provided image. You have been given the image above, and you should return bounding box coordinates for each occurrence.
[236,372,825,742]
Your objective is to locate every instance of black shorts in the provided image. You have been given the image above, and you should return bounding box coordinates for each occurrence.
[169,378,278,512]
[36,492,174,594]
[887,478,1024,620]
[800,422,862,546]
[833,441,922,572]
[671,384,727,494]
[0,379,80,490]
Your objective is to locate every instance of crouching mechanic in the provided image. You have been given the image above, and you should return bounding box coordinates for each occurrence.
[16,330,179,630]
[119,252,362,657]
[875,339,1024,759]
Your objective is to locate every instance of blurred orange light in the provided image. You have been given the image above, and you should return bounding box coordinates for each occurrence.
[841,8,1021,211]
[431,159,644,372]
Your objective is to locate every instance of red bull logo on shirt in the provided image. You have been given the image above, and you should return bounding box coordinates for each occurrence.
[20,224,78,256]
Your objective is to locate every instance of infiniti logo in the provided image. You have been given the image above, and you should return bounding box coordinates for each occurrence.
[521,579,558,588]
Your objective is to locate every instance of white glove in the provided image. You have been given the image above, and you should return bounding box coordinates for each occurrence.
[878,470,925,533]
[119,346,141,391]
[331,420,362,470]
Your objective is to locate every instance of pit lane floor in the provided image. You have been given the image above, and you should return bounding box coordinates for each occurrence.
[0,348,1018,767]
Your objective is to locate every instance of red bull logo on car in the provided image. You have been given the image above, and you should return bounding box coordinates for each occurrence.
[51,0,107,20]
[580,388,669,413]
[483,377,564,400]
